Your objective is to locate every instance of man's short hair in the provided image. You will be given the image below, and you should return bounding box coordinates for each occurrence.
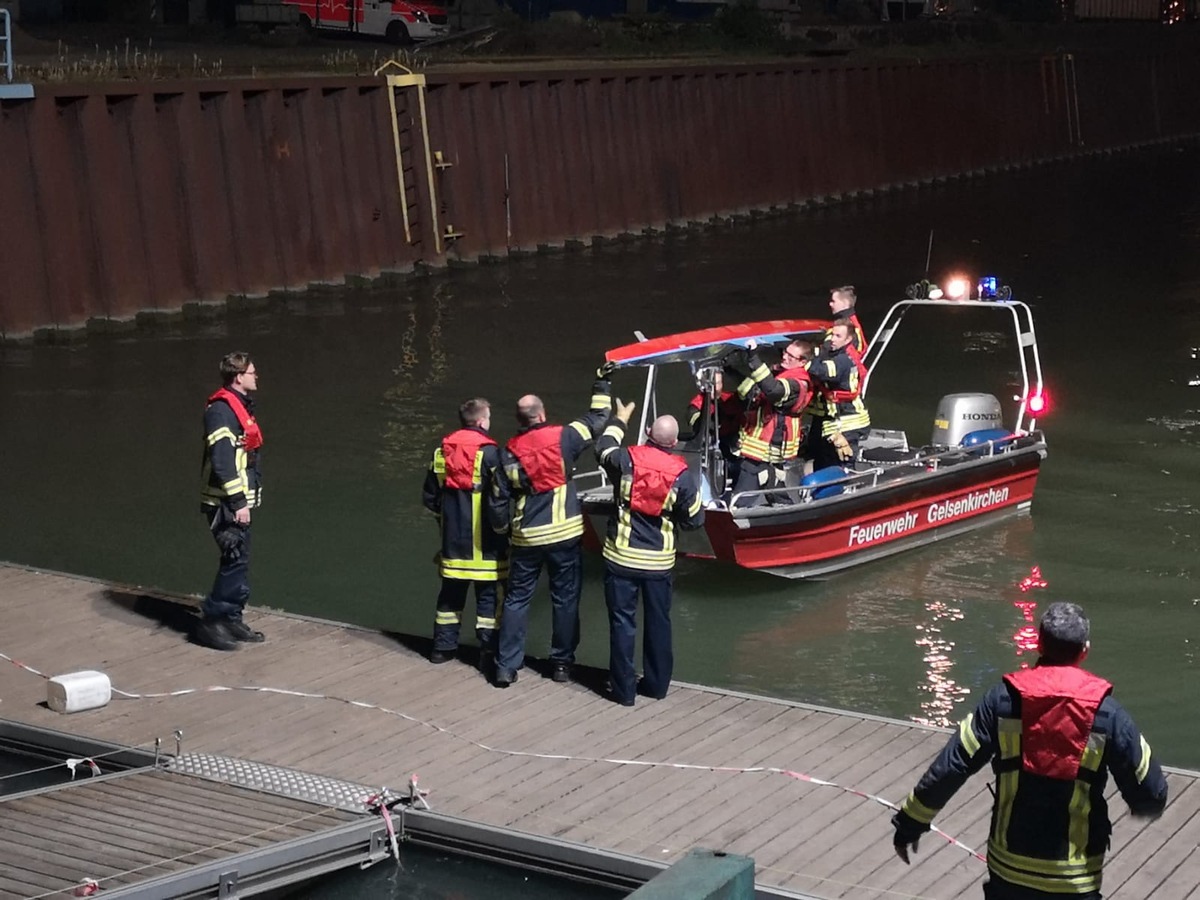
[459,398,490,428]
[1039,602,1090,664]
[789,339,815,360]
[220,352,252,386]
[831,322,854,339]
[516,395,545,426]
[832,285,857,307]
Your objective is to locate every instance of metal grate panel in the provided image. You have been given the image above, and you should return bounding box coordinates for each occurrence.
[168,752,374,812]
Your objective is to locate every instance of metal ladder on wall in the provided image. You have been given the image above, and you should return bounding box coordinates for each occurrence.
[1,8,35,99]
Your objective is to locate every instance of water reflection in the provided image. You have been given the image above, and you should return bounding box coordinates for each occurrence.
[1012,565,1049,662]
[721,515,1042,727]
[912,597,968,727]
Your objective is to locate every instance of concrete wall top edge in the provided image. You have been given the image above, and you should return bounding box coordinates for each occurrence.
[28,45,1195,97]
[419,52,1083,86]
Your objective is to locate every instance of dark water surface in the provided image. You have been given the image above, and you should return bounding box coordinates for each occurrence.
[2,147,1199,818]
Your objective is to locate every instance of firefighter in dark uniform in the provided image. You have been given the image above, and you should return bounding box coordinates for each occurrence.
[422,397,510,665]
[595,400,705,707]
[725,338,813,507]
[827,284,868,353]
[197,351,266,652]
[807,321,871,471]
[492,371,614,687]
[686,369,746,488]
[892,602,1168,899]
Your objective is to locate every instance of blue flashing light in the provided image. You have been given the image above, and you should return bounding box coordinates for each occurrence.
[978,276,999,300]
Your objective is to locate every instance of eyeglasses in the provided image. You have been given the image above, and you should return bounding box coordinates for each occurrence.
[783,353,806,363]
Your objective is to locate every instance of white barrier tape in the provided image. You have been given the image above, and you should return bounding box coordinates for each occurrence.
[1,648,984,863]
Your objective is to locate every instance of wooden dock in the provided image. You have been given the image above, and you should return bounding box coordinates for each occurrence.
[2,563,1199,899]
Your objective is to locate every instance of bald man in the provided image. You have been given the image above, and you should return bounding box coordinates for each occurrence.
[492,372,613,687]
[595,402,705,707]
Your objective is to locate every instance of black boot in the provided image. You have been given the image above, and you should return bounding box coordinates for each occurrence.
[195,618,237,651]
[226,619,265,643]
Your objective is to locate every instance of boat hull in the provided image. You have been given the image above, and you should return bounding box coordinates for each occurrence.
[582,442,1045,579]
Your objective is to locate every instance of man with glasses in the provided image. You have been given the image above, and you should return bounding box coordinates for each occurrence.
[725,339,813,507]
[197,352,266,651]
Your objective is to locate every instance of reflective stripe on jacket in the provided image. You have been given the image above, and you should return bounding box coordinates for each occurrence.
[736,358,810,463]
[502,381,611,548]
[810,345,870,435]
[201,387,262,510]
[596,419,705,573]
[899,665,1168,896]
[423,426,509,581]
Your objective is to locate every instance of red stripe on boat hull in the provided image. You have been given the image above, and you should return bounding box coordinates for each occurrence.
[703,464,1041,576]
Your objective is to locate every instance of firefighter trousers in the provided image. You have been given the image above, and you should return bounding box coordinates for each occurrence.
[202,506,252,622]
[433,578,499,653]
[604,564,673,706]
[496,539,582,675]
[984,875,1099,900]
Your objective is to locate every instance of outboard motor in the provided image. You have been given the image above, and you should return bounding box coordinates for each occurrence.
[931,393,1004,447]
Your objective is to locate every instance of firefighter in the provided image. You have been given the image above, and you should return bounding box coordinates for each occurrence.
[826,284,868,353]
[685,369,746,489]
[725,338,813,507]
[892,601,1168,899]
[196,352,266,652]
[807,322,871,471]
[422,397,510,665]
[492,370,614,687]
[595,400,705,707]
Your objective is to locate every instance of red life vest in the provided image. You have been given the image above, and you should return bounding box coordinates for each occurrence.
[442,428,497,491]
[818,345,868,405]
[207,388,264,451]
[1003,665,1113,781]
[507,425,567,493]
[738,366,809,462]
[777,365,812,412]
[689,390,744,439]
[627,445,688,516]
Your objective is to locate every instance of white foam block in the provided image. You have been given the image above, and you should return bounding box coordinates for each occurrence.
[47,670,112,714]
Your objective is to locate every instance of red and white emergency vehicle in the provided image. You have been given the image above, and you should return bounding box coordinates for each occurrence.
[270,0,449,43]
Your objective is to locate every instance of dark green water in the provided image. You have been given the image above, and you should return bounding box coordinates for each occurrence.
[2,145,1198,811]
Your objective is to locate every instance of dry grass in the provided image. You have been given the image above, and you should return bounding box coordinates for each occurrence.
[11,31,421,83]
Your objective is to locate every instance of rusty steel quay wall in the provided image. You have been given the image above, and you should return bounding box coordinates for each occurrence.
[2,51,1200,338]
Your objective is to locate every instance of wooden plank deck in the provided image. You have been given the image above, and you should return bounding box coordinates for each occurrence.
[0,768,360,899]
[3,563,1199,900]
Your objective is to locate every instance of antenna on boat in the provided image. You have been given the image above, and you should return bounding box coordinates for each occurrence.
[924,230,934,277]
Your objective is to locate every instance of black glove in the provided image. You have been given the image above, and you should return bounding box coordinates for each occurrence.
[722,349,747,376]
[596,360,618,379]
[214,524,246,560]
[891,810,929,865]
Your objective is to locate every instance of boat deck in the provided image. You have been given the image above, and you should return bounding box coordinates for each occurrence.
[2,563,1199,899]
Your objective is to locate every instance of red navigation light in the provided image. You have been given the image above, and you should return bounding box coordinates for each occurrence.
[1027,390,1049,416]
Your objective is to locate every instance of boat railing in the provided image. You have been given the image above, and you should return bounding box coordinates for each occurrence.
[2,8,13,82]
[573,467,611,493]
[725,466,887,513]
[725,430,1045,515]
[0,10,33,99]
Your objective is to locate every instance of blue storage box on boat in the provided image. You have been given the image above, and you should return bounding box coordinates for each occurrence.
[800,467,847,500]
[960,429,1013,452]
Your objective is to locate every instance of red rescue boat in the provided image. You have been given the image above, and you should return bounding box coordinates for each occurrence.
[578,281,1049,578]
